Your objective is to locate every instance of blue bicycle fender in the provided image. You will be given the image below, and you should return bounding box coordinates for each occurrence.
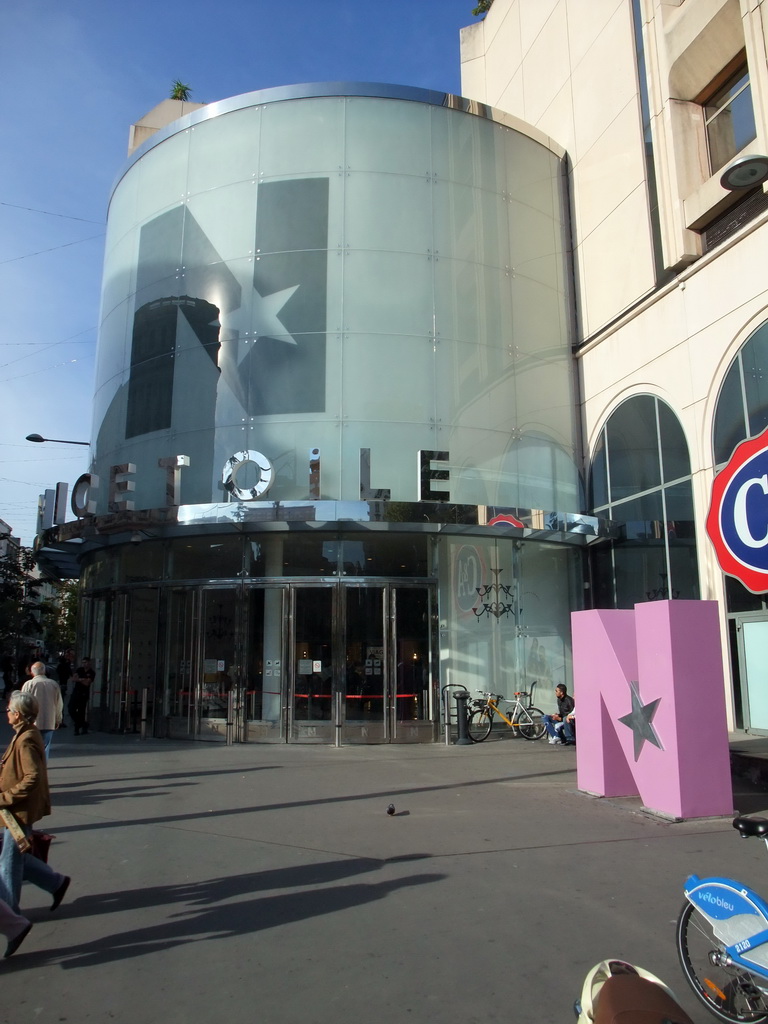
[684,874,768,970]
[684,875,768,923]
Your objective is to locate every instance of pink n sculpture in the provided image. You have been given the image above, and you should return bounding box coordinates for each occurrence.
[571,601,733,819]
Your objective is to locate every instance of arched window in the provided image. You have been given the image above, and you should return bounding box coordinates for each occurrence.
[713,320,768,616]
[713,321,768,468]
[589,395,699,608]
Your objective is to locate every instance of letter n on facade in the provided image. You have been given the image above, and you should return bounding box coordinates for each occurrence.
[571,602,733,819]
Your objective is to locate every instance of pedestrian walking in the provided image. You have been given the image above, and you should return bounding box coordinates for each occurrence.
[21,662,63,760]
[0,691,70,915]
[0,898,32,958]
[68,657,94,735]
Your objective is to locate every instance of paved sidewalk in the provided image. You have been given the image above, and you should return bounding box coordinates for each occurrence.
[1,727,765,1024]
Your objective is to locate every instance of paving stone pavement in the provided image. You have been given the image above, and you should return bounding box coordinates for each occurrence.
[1,723,766,1024]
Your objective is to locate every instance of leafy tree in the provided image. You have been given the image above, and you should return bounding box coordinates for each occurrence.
[472,0,493,14]
[0,546,43,663]
[170,80,192,101]
[43,579,79,654]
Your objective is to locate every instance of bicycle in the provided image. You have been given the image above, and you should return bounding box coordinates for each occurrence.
[677,815,768,1022]
[466,689,546,742]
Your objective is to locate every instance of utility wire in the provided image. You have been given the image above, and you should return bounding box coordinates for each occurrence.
[1,201,104,225]
[0,232,104,266]
[0,327,96,370]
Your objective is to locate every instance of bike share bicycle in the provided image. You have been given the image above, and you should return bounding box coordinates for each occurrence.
[677,815,768,1022]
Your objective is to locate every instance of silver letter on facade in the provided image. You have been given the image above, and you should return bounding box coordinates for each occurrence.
[419,450,450,501]
[158,455,191,507]
[222,450,275,500]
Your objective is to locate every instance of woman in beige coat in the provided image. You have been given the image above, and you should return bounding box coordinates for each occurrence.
[0,691,69,915]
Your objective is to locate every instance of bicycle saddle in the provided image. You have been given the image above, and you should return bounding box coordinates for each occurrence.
[733,815,768,838]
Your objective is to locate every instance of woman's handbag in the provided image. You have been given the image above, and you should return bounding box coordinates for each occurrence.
[30,830,54,862]
[0,811,54,859]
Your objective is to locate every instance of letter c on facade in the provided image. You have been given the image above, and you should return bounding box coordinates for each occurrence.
[733,474,768,548]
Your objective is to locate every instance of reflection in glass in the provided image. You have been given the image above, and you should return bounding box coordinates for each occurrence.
[744,330,768,440]
[394,588,430,722]
[590,432,609,509]
[282,538,340,576]
[705,68,756,173]
[606,395,660,499]
[658,401,691,482]
[200,590,237,720]
[168,536,243,579]
[713,359,746,466]
[341,535,429,577]
[167,589,195,721]
[293,589,333,722]
[345,588,384,723]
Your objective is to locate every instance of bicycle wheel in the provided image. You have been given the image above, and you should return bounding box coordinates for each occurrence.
[676,900,768,1023]
[517,706,546,741]
[467,707,493,742]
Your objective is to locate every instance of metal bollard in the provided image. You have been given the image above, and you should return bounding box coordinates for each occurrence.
[453,691,473,745]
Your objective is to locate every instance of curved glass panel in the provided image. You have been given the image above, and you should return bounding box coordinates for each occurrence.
[92,92,578,520]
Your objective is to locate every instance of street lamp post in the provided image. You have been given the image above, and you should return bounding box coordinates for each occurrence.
[25,434,89,446]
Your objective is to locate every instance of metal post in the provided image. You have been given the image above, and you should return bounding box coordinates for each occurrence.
[140,688,148,740]
[454,691,473,745]
[226,691,234,745]
[334,690,343,748]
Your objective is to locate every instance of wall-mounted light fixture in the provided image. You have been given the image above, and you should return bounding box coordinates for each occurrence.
[720,154,768,190]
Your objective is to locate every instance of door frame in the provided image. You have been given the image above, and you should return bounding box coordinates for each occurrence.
[735,611,768,733]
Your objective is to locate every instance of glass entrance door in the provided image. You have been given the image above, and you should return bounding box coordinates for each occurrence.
[287,583,435,744]
[197,587,241,741]
[289,586,334,742]
[343,586,386,741]
[391,587,432,741]
[163,580,435,744]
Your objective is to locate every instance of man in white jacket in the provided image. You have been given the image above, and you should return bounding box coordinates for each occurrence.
[21,661,63,760]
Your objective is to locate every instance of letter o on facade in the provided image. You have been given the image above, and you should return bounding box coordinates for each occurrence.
[222,450,275,500]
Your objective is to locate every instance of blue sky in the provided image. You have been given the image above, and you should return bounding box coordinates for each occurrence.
[0,0,479,545]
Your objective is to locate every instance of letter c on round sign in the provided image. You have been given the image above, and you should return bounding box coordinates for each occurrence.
[222,450,275,500]
[733,474,768,548]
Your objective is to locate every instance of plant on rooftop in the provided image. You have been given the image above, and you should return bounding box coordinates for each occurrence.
[170,80,192,101]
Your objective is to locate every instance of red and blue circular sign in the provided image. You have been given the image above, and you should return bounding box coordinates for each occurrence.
[707,425,768,593]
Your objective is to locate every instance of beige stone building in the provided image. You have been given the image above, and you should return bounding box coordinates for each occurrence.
[461,0,768,730]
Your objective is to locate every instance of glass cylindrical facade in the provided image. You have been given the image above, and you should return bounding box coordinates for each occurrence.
[65,84,589,744]
[92,88,578,515]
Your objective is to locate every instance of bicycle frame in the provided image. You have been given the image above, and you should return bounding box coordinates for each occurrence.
[473,691,534,727]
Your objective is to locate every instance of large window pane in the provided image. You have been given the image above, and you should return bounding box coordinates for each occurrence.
[340,535,429,577]
[590,431,609,509]
[609,492,667,607]
[705,70,756,173]
[713,359,746,466]
[658,401,691,482]
[168,536,243,579]
[607,395,660,499]
[743,330,768,439]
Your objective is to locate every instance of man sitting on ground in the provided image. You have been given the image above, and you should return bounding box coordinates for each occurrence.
[543,684,575,745]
